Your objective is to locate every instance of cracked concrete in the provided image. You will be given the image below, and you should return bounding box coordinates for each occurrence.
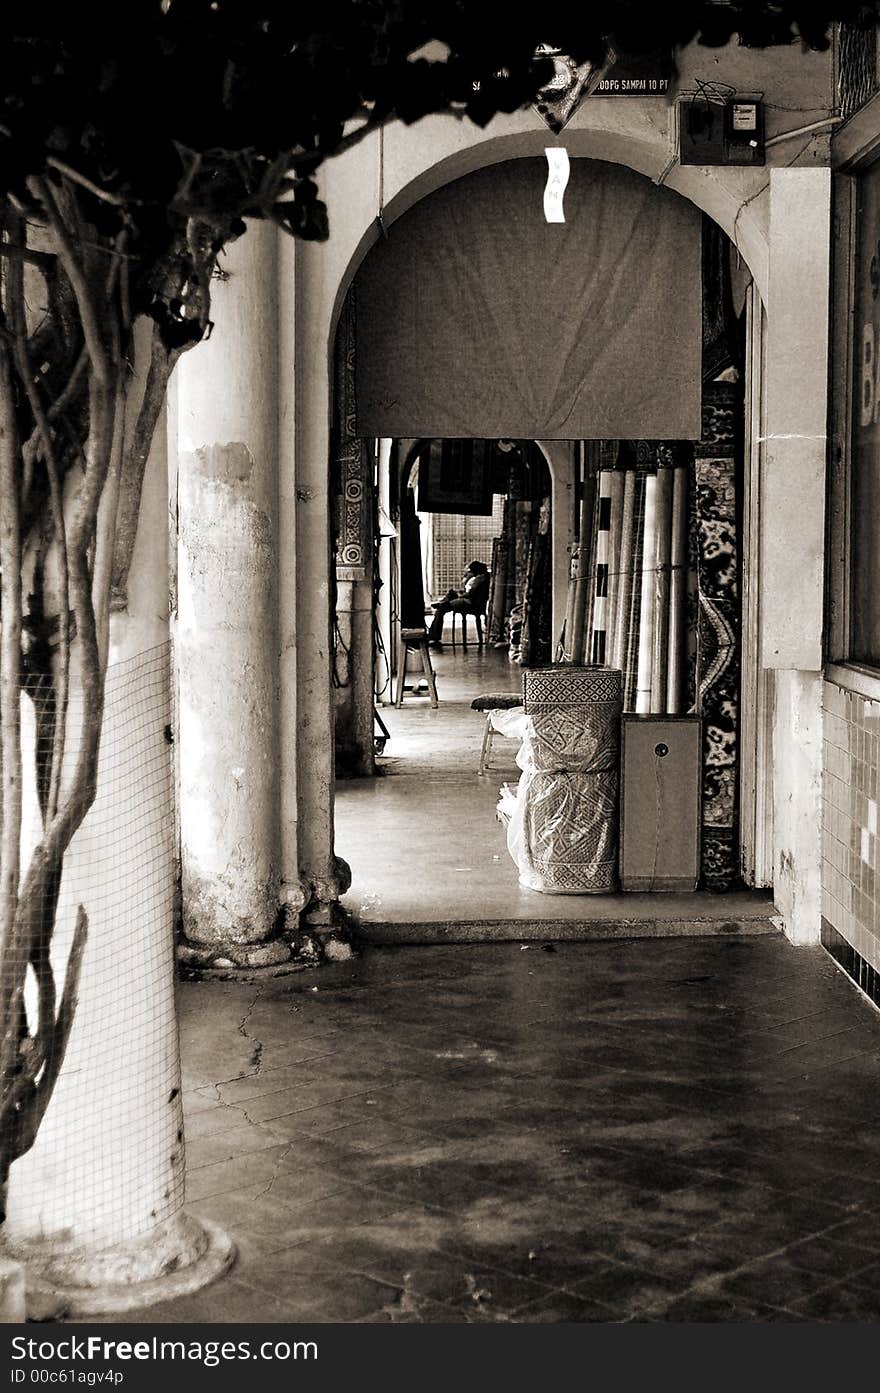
[237,988,265,1075]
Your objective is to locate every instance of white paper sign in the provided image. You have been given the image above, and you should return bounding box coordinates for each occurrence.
[543,147,570,223]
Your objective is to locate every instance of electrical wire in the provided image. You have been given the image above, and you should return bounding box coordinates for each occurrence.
[331,614,352,690]
[764,117,843,146]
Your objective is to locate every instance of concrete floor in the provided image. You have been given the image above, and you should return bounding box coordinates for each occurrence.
[65,647,880,1325]
[336,643,774,939]
[93,934,880,1324]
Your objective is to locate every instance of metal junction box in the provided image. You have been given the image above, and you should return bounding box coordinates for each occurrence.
[678,93,765,167]
[620,715,702,892]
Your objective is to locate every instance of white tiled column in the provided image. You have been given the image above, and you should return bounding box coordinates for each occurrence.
[761,168,831,944]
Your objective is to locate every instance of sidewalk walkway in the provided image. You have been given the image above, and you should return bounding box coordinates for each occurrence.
[101,935,880,1323]
[336,646,774,939]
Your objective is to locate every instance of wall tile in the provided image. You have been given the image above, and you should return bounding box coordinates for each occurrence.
[822,680,880,974]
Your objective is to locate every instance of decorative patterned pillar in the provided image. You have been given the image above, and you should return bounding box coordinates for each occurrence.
[332,293,375,777]
[694,380,741,890]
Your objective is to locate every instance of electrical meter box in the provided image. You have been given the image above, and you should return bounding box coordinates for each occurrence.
[678,93,765,166]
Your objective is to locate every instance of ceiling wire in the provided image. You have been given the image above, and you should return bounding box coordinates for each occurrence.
[377,124,387,238]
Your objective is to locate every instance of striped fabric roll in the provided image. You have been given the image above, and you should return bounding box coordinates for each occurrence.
[624,473,645,710]
[612,470,636,673]
[651,465,674,711]
[635,472,657,714]
[590,472,613,665]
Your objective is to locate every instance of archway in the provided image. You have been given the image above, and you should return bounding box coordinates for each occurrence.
[327,146,757,930]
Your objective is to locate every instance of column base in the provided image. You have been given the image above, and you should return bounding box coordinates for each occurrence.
[177,929,355,978]
[297,920,356,963]
[0,1258,26,1322]
[300,894,356,962]
[301,856,353,929]
[4,1211,235,1317]
[177,934,301,972]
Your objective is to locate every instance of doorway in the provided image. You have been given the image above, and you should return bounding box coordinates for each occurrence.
[329,162,772,935]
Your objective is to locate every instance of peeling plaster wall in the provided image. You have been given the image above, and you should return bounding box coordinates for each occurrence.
[773,670,824,944]
[178,441,280,945]
[176,223,283,958]
[760,170,831,944]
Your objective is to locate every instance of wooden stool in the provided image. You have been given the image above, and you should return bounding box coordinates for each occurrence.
[451,609,483,650]
[395,627,439,708]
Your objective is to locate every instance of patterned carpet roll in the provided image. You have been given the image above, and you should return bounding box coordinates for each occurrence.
[510,666,623,894]
[521,769,619,894]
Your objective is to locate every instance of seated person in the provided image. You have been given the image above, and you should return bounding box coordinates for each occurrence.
[427,559,490,649]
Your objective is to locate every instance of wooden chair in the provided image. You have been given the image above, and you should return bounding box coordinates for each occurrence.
[450,607,484,650]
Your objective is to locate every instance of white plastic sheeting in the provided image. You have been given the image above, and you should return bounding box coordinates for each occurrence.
[500,666,623,894]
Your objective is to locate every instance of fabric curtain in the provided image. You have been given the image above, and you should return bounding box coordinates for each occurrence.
[355,158,702,440]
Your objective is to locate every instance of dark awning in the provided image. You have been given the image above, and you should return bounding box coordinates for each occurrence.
[355,157,702,441]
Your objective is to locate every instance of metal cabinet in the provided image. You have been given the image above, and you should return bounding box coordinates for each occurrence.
[620,715,701,892]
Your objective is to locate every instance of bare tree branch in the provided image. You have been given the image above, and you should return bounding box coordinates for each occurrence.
[45,159,134,209]
[111,325,181,605]
[7,212,71,824]
[29,178,112,389]
[0,337,24,1087]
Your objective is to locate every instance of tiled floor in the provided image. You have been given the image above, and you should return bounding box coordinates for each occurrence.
[336,643,774,937]
[118,934,880,1323]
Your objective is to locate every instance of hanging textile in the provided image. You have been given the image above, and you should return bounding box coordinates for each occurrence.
[694,381,740,890]
[486,536,509,644]
[481,447,554,663]
[503,474,520,625]
[605,467,625,669]
[416,439,494,514]
[355,159,702,440]
[520,499,553,668]
[566,450,597,664]
[667,458,689,713]
[398,488,426,629]
[702,217,740,384]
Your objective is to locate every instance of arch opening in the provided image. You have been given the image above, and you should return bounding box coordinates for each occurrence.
[328,144,760,935]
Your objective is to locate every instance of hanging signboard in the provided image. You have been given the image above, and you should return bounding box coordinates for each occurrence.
[531,45,673,131]
[591,46,674,96]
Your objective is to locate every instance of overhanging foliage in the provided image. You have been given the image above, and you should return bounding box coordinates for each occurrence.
[0,0,875,1216]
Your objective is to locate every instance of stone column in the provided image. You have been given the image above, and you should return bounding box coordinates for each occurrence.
[375,438,395,703]
[175,223,291,969]
[3,336,232,1313]
[333,579,375,777]
[293,243,351,930]
[538,441,577,649]
[761,168,831,943]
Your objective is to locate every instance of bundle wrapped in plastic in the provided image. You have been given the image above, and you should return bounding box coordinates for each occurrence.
[505,666,623,894]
